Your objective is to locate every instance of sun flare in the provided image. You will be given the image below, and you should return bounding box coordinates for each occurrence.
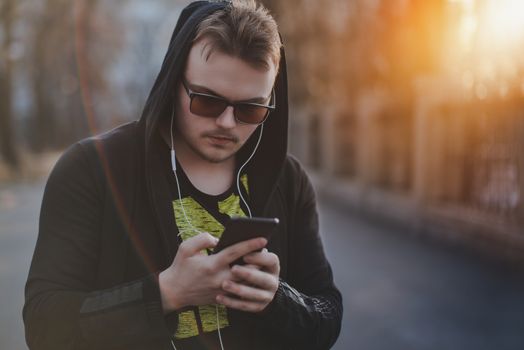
[449,0,524,82]
[452,0,524,48]
[479,0,524,49]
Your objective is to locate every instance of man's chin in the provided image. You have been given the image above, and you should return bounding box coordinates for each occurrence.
[199,149,236,164]
[187,141,240,164]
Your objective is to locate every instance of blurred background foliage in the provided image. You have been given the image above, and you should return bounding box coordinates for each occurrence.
[262,0,524,237]
[0,0,185,171]
[0,0,523,253]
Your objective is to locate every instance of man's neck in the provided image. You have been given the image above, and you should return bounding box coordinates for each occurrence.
[181,162,235,196]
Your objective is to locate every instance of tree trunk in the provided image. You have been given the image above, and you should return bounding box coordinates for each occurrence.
[0,0,18,169]
[72,0,99,140]
[29,0,58,152]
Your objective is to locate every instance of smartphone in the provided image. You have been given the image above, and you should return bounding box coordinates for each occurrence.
[213,216,279,263]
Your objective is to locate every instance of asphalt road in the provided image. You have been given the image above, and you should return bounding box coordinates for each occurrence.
[1,181,523,349]
[0,181,44,350]
[318,193,524,350]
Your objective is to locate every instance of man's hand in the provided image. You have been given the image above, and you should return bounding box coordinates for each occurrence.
[216,248,280,313]
[159,232,267,314]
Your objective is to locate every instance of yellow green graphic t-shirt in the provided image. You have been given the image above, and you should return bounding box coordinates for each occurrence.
[170,165,250,340]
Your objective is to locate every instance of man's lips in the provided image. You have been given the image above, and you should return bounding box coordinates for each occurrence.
[205,134,238,145]
[205,134,237,143]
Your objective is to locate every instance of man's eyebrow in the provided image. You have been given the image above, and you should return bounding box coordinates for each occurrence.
[188,82,270,104]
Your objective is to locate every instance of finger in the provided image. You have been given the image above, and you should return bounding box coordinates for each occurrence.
[178,232,218,257]
[216,294,267,313]
[230,265,278,291]
[243,251,280,275]
[230,264,259,283]
[242,263,261,271]
[216,237,267,266]
[221,280,273,303]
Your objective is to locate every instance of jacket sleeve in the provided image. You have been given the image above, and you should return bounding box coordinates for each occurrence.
[23,143,175,350]
[258,157,343,349]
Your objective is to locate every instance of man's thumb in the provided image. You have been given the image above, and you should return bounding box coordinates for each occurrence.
[179,232,218,257]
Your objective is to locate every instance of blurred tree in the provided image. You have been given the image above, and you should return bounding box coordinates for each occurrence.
[28,0,116,151]
[0,0,188,175]
[0,0,19,168]
[262,0,445,184]
[72,0,100,138]
[261,0,334,106]
[29,0,59,151]
[264,0,446,103]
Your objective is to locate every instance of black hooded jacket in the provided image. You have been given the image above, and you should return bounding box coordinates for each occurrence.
[23,1,342,349]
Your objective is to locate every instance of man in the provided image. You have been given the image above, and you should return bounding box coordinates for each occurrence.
[23,1,342,349]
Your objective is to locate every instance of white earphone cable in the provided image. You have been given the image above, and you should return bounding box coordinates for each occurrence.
[169,108,264,350]
[236,124,263,218]
[170,108,204,236]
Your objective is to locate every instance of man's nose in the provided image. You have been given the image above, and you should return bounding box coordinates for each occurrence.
[215,106,237,129]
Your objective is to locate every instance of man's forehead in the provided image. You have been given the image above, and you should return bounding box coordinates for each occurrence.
[184,39,277,99]
[189,38,274,73]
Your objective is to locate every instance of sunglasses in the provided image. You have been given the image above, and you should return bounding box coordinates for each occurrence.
[181,78,275,125]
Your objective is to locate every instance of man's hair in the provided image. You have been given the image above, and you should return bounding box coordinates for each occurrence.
[194,0,281,72]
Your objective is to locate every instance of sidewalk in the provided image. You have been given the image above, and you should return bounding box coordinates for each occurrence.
[311,172,524,267]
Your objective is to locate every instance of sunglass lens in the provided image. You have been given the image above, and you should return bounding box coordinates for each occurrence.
[190,95,227,118]
[236,104,269,124]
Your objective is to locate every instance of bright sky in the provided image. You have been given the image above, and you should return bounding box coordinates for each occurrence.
[453,0,524,50]
[447,0,524,91]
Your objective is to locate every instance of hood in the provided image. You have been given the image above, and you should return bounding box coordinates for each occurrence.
[138,0,289,260]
